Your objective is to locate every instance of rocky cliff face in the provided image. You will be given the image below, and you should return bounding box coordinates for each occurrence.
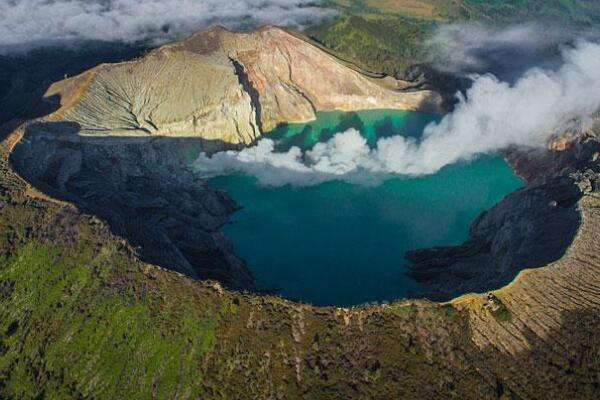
[40,26,440,148]
[10,123,254,289]
[407,126,600,300]
[407,176,583,300]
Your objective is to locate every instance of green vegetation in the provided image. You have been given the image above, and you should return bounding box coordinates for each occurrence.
[308,0,600,78]
[492,305,513,323]
[461,0,600,23]
[322,0,463,21]
[487,300,513,323]
[326,0,600,23]
[307,15,432,77]
[0,223,219,398]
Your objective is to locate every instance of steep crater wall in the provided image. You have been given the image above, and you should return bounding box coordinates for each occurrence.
[407,133,600,301]
[10,119,592,302]
[10,122,254,290]
[407,176,583,300]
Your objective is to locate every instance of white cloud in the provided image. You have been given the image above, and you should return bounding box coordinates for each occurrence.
[426,23,600,80]
[0,0,331,54]
[427,23,557,72]
[196,40,600,186]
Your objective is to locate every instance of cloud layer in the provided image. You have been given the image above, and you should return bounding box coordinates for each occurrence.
[0,0,330,54]
[196,40,600,187]
[426,23,600,81]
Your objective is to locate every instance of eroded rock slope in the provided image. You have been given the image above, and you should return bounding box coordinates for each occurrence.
[41,26,441,148]
[407,125,600,300]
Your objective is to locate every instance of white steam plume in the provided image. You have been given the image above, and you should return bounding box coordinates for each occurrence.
[196,40,600,187]
[0,0,331,54]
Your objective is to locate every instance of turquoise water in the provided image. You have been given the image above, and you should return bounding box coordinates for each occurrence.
[209,110,524,306]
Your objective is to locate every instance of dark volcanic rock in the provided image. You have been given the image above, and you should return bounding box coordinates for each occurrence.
[407,123,600,301]
[505,132,600,183]
[407,176,582,301]
[10,122,254,290]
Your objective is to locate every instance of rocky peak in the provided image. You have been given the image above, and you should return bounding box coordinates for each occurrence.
[36,26,441,149]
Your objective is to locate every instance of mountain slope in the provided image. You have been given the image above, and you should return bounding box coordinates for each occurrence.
[40,26,440,149]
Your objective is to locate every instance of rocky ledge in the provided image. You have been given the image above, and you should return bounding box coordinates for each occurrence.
[407,127,600,300]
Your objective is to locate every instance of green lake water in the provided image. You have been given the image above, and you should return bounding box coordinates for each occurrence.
[209,110,524,306]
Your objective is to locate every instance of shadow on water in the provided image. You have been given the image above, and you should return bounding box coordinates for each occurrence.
[270,111,369,150]
[272,125,314,151]
[373,117,397,139]
[336,112,366,133]
[270,110,441,153]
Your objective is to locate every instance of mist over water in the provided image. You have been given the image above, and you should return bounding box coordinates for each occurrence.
[209,110,524,306]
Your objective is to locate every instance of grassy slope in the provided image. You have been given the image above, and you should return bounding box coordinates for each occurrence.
[461,0,600,23]
[0,146,216,398]
[307,14,432,77]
